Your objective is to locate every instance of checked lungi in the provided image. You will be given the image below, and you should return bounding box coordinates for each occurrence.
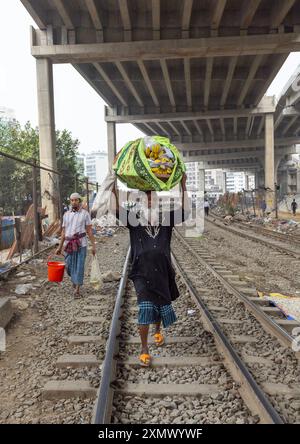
[138,301,177,328]
[65,247,87,285]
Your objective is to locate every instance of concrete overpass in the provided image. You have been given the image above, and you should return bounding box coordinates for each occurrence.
[20,0,300,218]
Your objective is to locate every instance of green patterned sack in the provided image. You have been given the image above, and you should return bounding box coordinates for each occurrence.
[112,136,186,191]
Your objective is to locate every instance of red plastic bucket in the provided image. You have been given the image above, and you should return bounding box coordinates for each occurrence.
[47,260,65,282]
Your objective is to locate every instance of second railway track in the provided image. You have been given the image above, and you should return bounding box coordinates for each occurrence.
[207,214,300,259]
[91,237,300,424]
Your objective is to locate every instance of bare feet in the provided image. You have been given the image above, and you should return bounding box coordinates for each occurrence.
[74,284,81,299]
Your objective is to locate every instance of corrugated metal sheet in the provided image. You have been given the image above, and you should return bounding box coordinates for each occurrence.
[0,218,15,251]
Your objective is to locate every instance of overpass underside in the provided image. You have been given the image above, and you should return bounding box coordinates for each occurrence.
[20,0,300,218]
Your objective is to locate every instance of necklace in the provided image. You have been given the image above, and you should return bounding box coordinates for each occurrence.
[144,225,161,239]
[144,213,165,239]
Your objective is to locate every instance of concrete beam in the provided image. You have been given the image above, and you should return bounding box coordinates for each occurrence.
[115,61,143,106]
[152,0,160,40]
[160,59,176,109]
[137,60,159,107]
[184,58,192,109]
[85,0,104,42]
[180,121,192,136]
[193,120,204,139]
[21,0,47,29]
[255,54,288,105]
[52,0,74,29]
[73,64,113,107]
[177,136,300,151]
[282,115,298,135]
[233,116,238,138]
[143,122,157,134]
[240,0,261,29]
[182,0,194,38]
[204,58,214,108]
[211,0,227,29]
[282,106,300,116]
[118,0,132,41]
[203,161,260,169]
[155,122,170,136]
[184,147,294,162]
[168,122,180,136]
[105,99,276,123]
[270,0,296,29]
[31,32,300,63]
[206,119,214,140]
[257,115,264,136]
[220,56,237,107]
[93,63,128,107]
[220,118,226,140]
[286,89,300,107]
[237,54,263,106]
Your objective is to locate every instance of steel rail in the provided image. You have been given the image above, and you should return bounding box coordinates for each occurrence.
[210,211,300,246]
[93,246,131,424]
[174,229,297,351]
[206,216,300,259]
[171,249,285,424]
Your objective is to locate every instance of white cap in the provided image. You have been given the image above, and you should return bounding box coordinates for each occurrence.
[70,192,82,200]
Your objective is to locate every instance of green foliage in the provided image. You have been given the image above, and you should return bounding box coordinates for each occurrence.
[0,119,84,215]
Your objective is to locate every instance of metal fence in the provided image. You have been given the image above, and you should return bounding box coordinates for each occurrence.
[0,150,98,271]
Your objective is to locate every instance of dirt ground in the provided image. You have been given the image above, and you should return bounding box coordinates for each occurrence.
[0,229,129,424]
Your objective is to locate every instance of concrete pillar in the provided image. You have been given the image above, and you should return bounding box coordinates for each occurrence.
[36,58,58,223]
[264,113,275,212]
[197,161,205,194]
[245,174,249,190]
[297,169,300,193]
[254,171,258,189]
[223,172,227,192]
[107,121,116,167]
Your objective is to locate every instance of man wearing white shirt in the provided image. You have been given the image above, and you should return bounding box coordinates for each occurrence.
[56,193,96,298]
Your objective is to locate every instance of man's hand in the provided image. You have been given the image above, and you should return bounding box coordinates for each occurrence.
[55,248,62,255]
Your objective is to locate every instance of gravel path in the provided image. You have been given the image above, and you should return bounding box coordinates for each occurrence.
[0,229,129,424]
[172,234,300,423]
[112,278,259,424]
[202,220,300,296]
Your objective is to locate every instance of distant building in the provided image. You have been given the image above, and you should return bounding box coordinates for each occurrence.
[0,106,16,122]
[186,162,225,198]
[78,151,108,185]
[225,172,255,193]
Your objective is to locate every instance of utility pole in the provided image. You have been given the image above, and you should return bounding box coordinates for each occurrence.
[251,189,256,217]
[86,177,90,212]
[32,162,39,254]
[275,182,278,219]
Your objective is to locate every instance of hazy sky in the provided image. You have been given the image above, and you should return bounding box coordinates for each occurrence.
[1,0,300,156]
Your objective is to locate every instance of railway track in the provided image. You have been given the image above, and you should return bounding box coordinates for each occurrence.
[89,241,300,424]
[5,231,300,424]
[206,214,300,260]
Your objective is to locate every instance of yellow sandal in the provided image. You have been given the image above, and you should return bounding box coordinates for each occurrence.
[153,332,165,347]
[139,353,151,367]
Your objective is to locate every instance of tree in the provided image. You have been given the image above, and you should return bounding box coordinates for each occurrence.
[0,119,84,215]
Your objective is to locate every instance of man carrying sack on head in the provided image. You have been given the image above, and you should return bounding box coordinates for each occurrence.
[56,192,96,298]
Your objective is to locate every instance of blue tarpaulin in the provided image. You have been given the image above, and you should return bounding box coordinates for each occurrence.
[0,218,15,250]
